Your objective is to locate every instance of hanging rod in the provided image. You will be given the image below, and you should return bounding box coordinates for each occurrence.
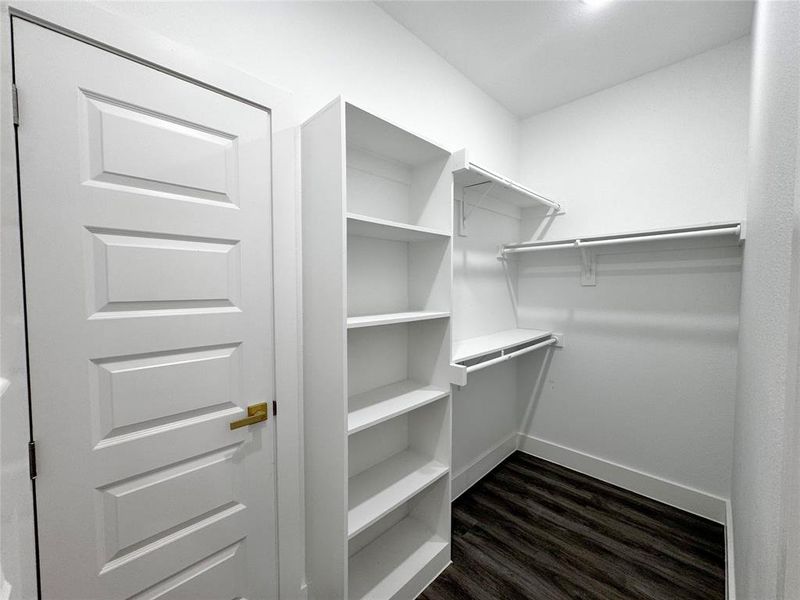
[450,336,558,386]
[465,337,557,375]
[501,222,743,256]
[464,161,562,212]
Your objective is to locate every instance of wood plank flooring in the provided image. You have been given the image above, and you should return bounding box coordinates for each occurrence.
[419,452,725,600]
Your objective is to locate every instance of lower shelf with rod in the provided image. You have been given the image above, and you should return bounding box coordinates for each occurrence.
[450,328,564,386]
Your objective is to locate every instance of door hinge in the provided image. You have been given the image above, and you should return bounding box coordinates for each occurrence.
[272,400,277,416]
[28,441,37,480]
[12,84,19,126]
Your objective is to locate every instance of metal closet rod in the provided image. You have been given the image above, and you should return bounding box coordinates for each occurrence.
[502,223,742,255]
[466,162,562,212]
[465,337,557,374]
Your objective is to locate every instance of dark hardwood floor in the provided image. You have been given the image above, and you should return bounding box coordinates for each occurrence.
[419,452,725,600]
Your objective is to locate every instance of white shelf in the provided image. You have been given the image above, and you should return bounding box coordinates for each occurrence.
[348,450,448,538]
[348,380,449,435]
[347,311,450,329]
[453,328,552,363]
[347,213,450,242]
[349,517,448,600]
[453,149,561,211]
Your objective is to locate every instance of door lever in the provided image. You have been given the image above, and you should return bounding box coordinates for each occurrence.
[229,402,269,430]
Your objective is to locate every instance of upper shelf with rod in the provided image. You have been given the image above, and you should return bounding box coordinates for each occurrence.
[500,221,744,257]
[499,221,744,286]
[454,149,564,235]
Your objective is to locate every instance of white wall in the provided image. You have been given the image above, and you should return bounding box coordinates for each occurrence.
[510,38,752,520]
[515,238,742,517]
[731,1,800,597]
[96,0,520,176]
[451,197,521,488]
[519,37,751,241]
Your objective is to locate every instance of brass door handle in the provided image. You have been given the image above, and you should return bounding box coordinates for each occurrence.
[229,402,269,430]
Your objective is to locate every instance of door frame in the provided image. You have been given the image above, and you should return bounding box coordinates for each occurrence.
[0,3,306,598]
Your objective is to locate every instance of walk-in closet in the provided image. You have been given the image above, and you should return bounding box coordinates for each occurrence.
[2,2,799,600]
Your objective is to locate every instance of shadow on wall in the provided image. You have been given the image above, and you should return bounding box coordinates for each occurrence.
[513,240,742,345]
[518,349,555,436]
[511,237,741,500]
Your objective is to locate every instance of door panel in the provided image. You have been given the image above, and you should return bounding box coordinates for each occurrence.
[82,91,239,206]
[14,18,276,600]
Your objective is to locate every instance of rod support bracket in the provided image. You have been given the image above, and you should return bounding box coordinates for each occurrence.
[575,240,597,286]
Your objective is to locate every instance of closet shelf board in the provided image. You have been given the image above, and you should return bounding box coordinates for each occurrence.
[347,311,450,329]
[453,328,552,363]
[348,450,449,538]
[347,213,451,242]
[454,167,541,208]
[348,380,449,435]
[349,517,448,600]
[453,148,559,211]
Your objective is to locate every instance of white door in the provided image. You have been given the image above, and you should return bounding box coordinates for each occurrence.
[14,19,277,600]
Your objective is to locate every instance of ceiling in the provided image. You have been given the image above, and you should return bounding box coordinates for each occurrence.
[377,1,753,118]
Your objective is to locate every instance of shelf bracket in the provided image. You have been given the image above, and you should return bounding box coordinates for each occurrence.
[576,240,597,286]
[458,180,496,237]
[496,244,507,262]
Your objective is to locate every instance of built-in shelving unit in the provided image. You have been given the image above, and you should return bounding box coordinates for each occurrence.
[302,98,453,600]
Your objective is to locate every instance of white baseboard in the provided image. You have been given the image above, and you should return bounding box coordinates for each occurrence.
[517,433,727,524]
[452,432,517,500]
[725,499,735,600]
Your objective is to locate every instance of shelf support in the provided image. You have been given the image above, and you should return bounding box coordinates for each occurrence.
[458,180,496,237]
[576,240,597,287]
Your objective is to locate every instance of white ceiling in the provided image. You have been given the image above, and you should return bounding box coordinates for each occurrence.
[377,0,753,118]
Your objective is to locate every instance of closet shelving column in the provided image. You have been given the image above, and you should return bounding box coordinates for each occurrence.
[302,98,453,600]
[450,149,563,386]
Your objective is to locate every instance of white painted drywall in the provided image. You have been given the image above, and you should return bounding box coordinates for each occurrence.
[95,0,520,177]
[510,39,752,508]
[451,196,521,478]
[731,1,800,597]
[515,239,742,506]
[519,37,751,241]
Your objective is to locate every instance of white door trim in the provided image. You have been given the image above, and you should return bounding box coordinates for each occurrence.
[6,2,293,117]
[0,3,305,598]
